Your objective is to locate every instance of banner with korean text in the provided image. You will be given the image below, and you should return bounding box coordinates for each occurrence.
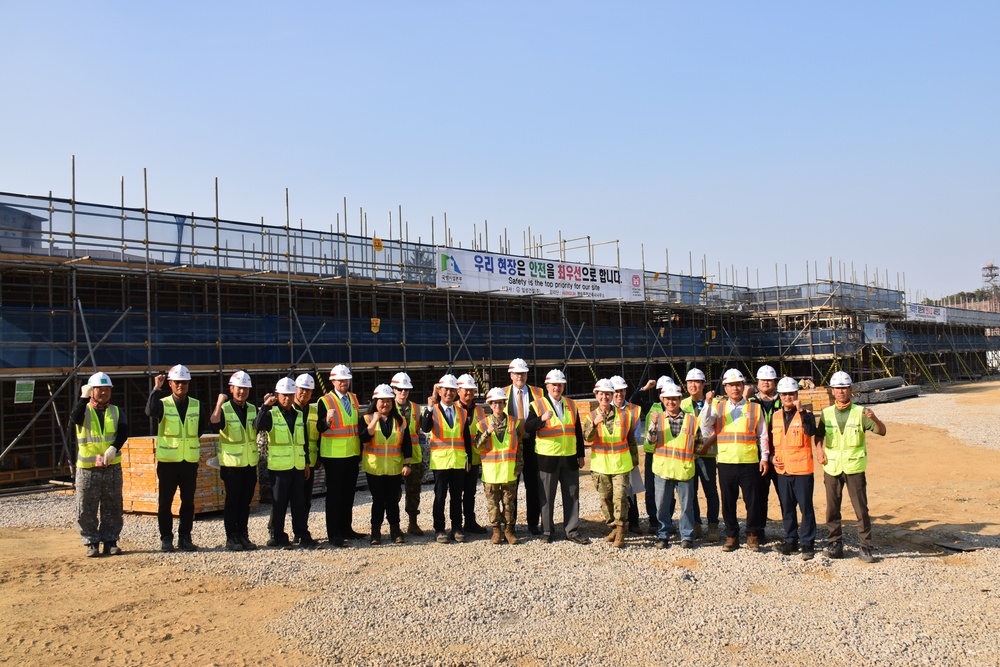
[906,304,948,323]
[436,248,645,301]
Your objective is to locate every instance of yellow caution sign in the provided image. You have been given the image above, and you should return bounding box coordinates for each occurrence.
[370,318,381,334]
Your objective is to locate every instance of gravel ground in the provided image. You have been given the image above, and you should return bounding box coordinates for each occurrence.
[869,385,999,452]
[3,388,999,666]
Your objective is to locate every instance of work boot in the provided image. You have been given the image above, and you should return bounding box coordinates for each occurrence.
[389,525,405,544]
[453,528,466,544]
[613,525,625,549]
[238,533,258,551]
[103,541,122,556]
[694,523,704,540]
[504,526,519,545]
[298,536,319,549]
[746,534,760,552]
[178,536,198,552]
[407,514,424,536]
[85,543,100,558]
[826,542,844,559]
[491,527,503,545]
[722,536,739,552]
[654,539,669,549]
[225,536,245,552]
[370,531,382,546]
[801,546,816,561]
[858,547,876,564]
[435,532,449,544]
[775,542,794,556]
[604,527,617,543]
[707,524,720,543]
[160,538,175,553]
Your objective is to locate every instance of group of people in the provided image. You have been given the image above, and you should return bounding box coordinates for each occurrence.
[72,358,886,563]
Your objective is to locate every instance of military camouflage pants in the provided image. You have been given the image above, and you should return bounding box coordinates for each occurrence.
[76,464,124,545]
[483,482,517,527]
[403,462,425,517]
[592,471,629,526]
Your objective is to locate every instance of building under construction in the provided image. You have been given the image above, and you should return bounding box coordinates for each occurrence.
[1,189,998,485]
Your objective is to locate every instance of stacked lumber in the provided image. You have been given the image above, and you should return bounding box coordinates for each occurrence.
[798,388,834,412]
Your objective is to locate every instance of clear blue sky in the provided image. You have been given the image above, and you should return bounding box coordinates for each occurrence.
[3,2,998,300]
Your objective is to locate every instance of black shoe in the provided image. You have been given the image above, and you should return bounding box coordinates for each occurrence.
[370,531,382,546]
[453,529,466,543]
[160,539,175,553]
[680,540,694,549]
[539,534,552,544]
[298,536,319,549]
[801,547,816,561]
[103,541,122,556]
[329,535,346,548]
[435,532,449,544]
[238,533,258,551]
[775,542,795,556]
[85,543,100,558]
[178,536,198,552]
[826,542,844,559]
[345,529,366,540]
[465,522,488,534]
[528,526,543,536]
[654,539,669,549]
[225,537,245,552]
[266,537,280,547]
[628,523,643,535]
[565,533,591,545]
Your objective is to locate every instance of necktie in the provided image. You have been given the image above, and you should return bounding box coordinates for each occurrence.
[446,406,454,427]
[341,394,352,416]
[519,390,528,420]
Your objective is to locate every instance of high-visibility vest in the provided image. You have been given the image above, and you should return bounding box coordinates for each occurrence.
[157,396,201,463]
[772,409,814,475]
[589,407,634,476]
[615,401,641,451]
[397,399,422,465]
[218,401,258,468]
[643,402,663,454]
[463,403,486,465]
[75,404,121,468]
[473,416,521,484]
[713,399,761,465]
[681,396,712,457]
[296,401,320,467]
[532,396,579,457]
[821,404,867,476]
[505,384,545,421]
[751,395,782,429]
[362,415,405,476]
[649,411,697,481]
[318,392,361,458]
[266,406,306,471]
[427,404,468,471]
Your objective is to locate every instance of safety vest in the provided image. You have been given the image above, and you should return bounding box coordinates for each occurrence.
[397,399,422,464]
[427,403,468,471]
[589,406,634,476]
[505,384,545,421]
[713,399,761,465]
[296,401,320,467]
[681,396,712,457]
[157,396,202,463]
[362,415,405,476]
[218,401,259,468]
[462,403,485,465]
[649,411,697,481]
[751,395,782,428]
[643,402,663,454]
[772,409,814,475]
[615,401,641,452]
[532,396,579,457]
[319,392,361,458]
[474,416,521,484]
[75,404,121,468]
[821,404,867,476]
[267,406,306,471]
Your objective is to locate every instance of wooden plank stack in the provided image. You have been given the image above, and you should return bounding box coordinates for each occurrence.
[798,387,834,412]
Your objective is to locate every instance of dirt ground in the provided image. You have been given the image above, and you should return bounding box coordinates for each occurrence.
[2,383,999,666]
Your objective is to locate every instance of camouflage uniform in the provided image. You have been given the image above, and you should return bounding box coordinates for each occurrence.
[76,465,124,545]
[591,471,629,526]
[403,461,425,516]
[483,482,518,528]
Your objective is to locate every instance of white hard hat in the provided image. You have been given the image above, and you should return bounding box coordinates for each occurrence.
[777,377,799,394]
[457,374,478,391]
[371,384,395,400]
[87,371,113,387]
[294,373,315,390]
[659,383,682,398]
[167,364,191,381]
[829,371,853,388]
[390,372,413,389]
[655,375,672,390]
[228,370,252,388]
[722,369,746,384]
[544,369,567,385]
[485,387,507,403]
[609,375,628,391]
[685,368,706,382]
[593,378,615,394]
[329,364,352,381]
[438,374,460,390]
[508,358,530,374]
[756,365,778,380]
[275,377,297,394]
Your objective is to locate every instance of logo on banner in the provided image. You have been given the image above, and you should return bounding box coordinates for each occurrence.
[440,254,462,274]
[370,318,381,334]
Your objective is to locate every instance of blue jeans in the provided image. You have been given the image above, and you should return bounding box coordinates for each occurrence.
[692,456,720,526]
[654,475,695,541]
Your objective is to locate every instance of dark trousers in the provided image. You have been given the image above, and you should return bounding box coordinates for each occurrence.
[322,456,360,540]
[157,460,198,540]
[643,452,660,528]
[537,454,581,537]
[367,472,403,530]
[463,464,482,526]
[824,471,872,549]
[751,465,781,538]
[692,456,720,526]
[432,468,466,533]
[717,462,763,539]
[269,468,309,542]
[220,465,257,538]
[776,473,816,547]
[514,443,541,530]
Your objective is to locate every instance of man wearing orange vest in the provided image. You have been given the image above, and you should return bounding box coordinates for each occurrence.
[771,377,820,560]
[471,387,525,545]
[504,358,546,536]
[699,368,770,552]
[316,364,363,548]
[645,381,699,549]
[457,373,488,534]
[610,375,643,535]
[419,374,473,544]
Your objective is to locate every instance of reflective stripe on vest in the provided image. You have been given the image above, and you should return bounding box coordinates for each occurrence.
[643,403,663,454]
[772,409,814,475]
[589,407,633,475]
[267,406,306,471]
[428,404,467,470]
[714,399,760,464]
[399,399,422,464]
[76,404,121,468]
[505,384,545,421]
[300,402,319,467]
[218,401,259,468]
[681,397,712,457]
[319,392,361,458]
[532,396,578,457]
[465,404,486,465]
[821,404,867,476]
[362,415,405,476]
[650,411,697,480]
[157,397,201,463]
[478,418,520,484]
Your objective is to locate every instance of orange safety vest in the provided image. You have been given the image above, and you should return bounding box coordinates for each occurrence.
[362,414,405,476]
[771,409,814,475]
[318,392,361,458]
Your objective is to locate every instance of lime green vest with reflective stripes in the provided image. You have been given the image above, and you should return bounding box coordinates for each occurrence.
[319,392,361,458]
[681,397,712,457]
[298,402,320,467]
[643,403,663,454]
[589,407,634,475]
[76,404,121,468]
[650,411,697,481]
[267,406,306,471]
[399,400,422,465]
[218,401,258,468]
[157,396,201,463]
[428,404,468,471]
[713,399,761,465]
[532,397,578,457]
[472,415,520,484]
[821,404,868,476]
[362,415,405,476]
